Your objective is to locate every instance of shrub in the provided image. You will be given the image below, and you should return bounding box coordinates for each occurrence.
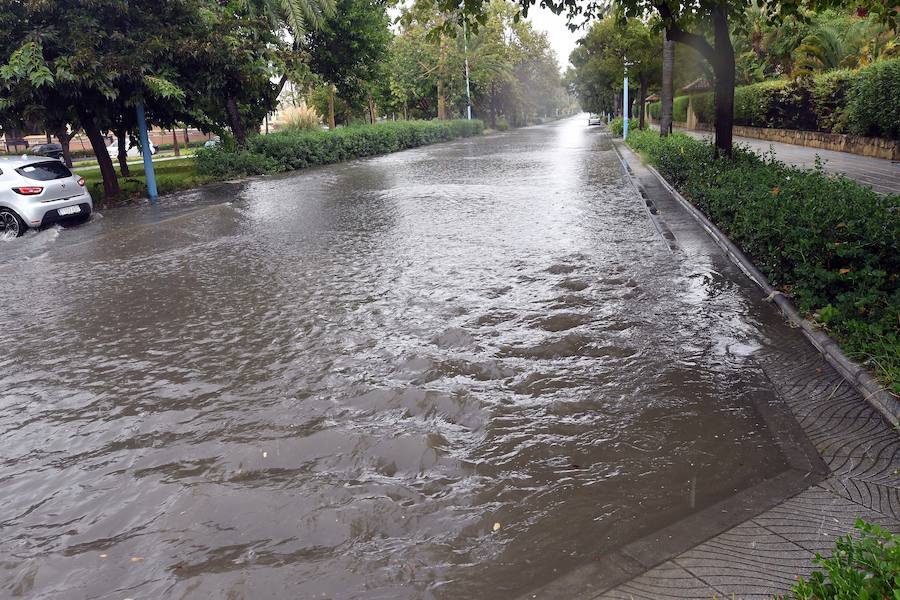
[610,116,624,136]
[194,146,279,178]
[196,119,484,178]
[691,92,716,125]
[626,129,900,393]
[649,101,661,120]
[685,60,900,139]
[673,96,689,122]
[786,519,899,600]
[495,117,510,131]
[280,105,322,132]
[763,79,816,130]
[812,69,855,133]
[847,58,900,139]
[743,80,815,130]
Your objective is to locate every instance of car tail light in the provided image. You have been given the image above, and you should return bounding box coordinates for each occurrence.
[77,177,85,187]
[12,186,44,195]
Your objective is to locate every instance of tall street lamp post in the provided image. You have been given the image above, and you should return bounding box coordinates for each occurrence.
[135,104,158,202]
[463,19,472,120]
[623,58,630,140]
[124,0,158,202]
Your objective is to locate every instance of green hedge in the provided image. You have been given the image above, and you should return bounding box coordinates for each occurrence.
[647,97,689,123]
[811,69,855,133]
[673,96,689,122]
[196,119,484,178]
[692,92,716,127]
[687,59,900,139]
[626,129,900,393]
[847,58,900,139]
[610,116,624,136]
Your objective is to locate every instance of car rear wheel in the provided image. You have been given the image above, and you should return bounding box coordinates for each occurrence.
[0,208,26,239]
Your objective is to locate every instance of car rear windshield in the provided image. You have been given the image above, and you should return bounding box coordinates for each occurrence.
[16,161,72,181]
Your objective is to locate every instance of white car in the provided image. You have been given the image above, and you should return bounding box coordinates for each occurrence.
[0,156,93,237]
[107,139,157,158]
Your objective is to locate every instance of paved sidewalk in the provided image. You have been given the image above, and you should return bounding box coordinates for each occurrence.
[668,127,900,196]
[528,143,899,600]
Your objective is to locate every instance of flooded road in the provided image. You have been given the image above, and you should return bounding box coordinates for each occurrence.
[1,118,791,599]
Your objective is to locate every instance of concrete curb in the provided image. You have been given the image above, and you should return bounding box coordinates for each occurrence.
[615,142,900,430]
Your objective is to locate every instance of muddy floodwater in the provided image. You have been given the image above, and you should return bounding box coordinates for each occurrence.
[0,118,791,599]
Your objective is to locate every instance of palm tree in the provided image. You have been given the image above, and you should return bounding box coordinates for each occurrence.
[792,25,847,76]
[249,0,336,96]
[252,0,334,38]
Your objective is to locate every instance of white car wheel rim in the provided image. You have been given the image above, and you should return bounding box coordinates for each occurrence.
[0,212,20,238]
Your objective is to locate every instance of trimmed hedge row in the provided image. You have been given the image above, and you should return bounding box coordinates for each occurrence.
[196,119,484,178]
[644,59,900,139]
[610,116,624,136]
[648,96,690,123]
[673,96,689,123]
[626,129,900,392]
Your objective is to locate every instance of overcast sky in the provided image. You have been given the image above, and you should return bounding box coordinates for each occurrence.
[526,7,586,71]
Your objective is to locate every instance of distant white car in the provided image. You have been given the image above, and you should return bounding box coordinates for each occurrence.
[588,114,603,126]
[107,139,157,158]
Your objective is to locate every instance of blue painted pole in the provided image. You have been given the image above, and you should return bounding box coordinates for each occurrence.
[623,74,629,140]
[135,103,158,202]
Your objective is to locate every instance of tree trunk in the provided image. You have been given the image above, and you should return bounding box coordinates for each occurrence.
[45,131,52,144]
[711,6,735,156]
[437,79,446,120]
[55,127,74,168]
[437,34,447,120]
[662,5,735,155]
[225,95,247,147]
[115,124,130,177]
[638,76,648,130]
[183,126,189,146]
[81,116,120,198]
[327,85,336,130]
[660,30,675,137]
[490,81,497,128]
[367,95,377,124]
[172,129,180,157]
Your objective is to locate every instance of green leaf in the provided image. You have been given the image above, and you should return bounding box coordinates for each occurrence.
[143,75,185,101]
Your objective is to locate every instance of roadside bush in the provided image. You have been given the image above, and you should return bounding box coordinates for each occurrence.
[691,92,716,126]
[688,59,900,139]
[812,69,854,133]
[495,117,510,131]
[673,96,689,122]
[649,101,661,120]
[626,128,900,392]
[847,58,900,139]
[785,519,899,600]
[735,79,817,130]
[196,119,484,178]
[194,147,279,178]
[281,105,322,131]
[610,116,624,136]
